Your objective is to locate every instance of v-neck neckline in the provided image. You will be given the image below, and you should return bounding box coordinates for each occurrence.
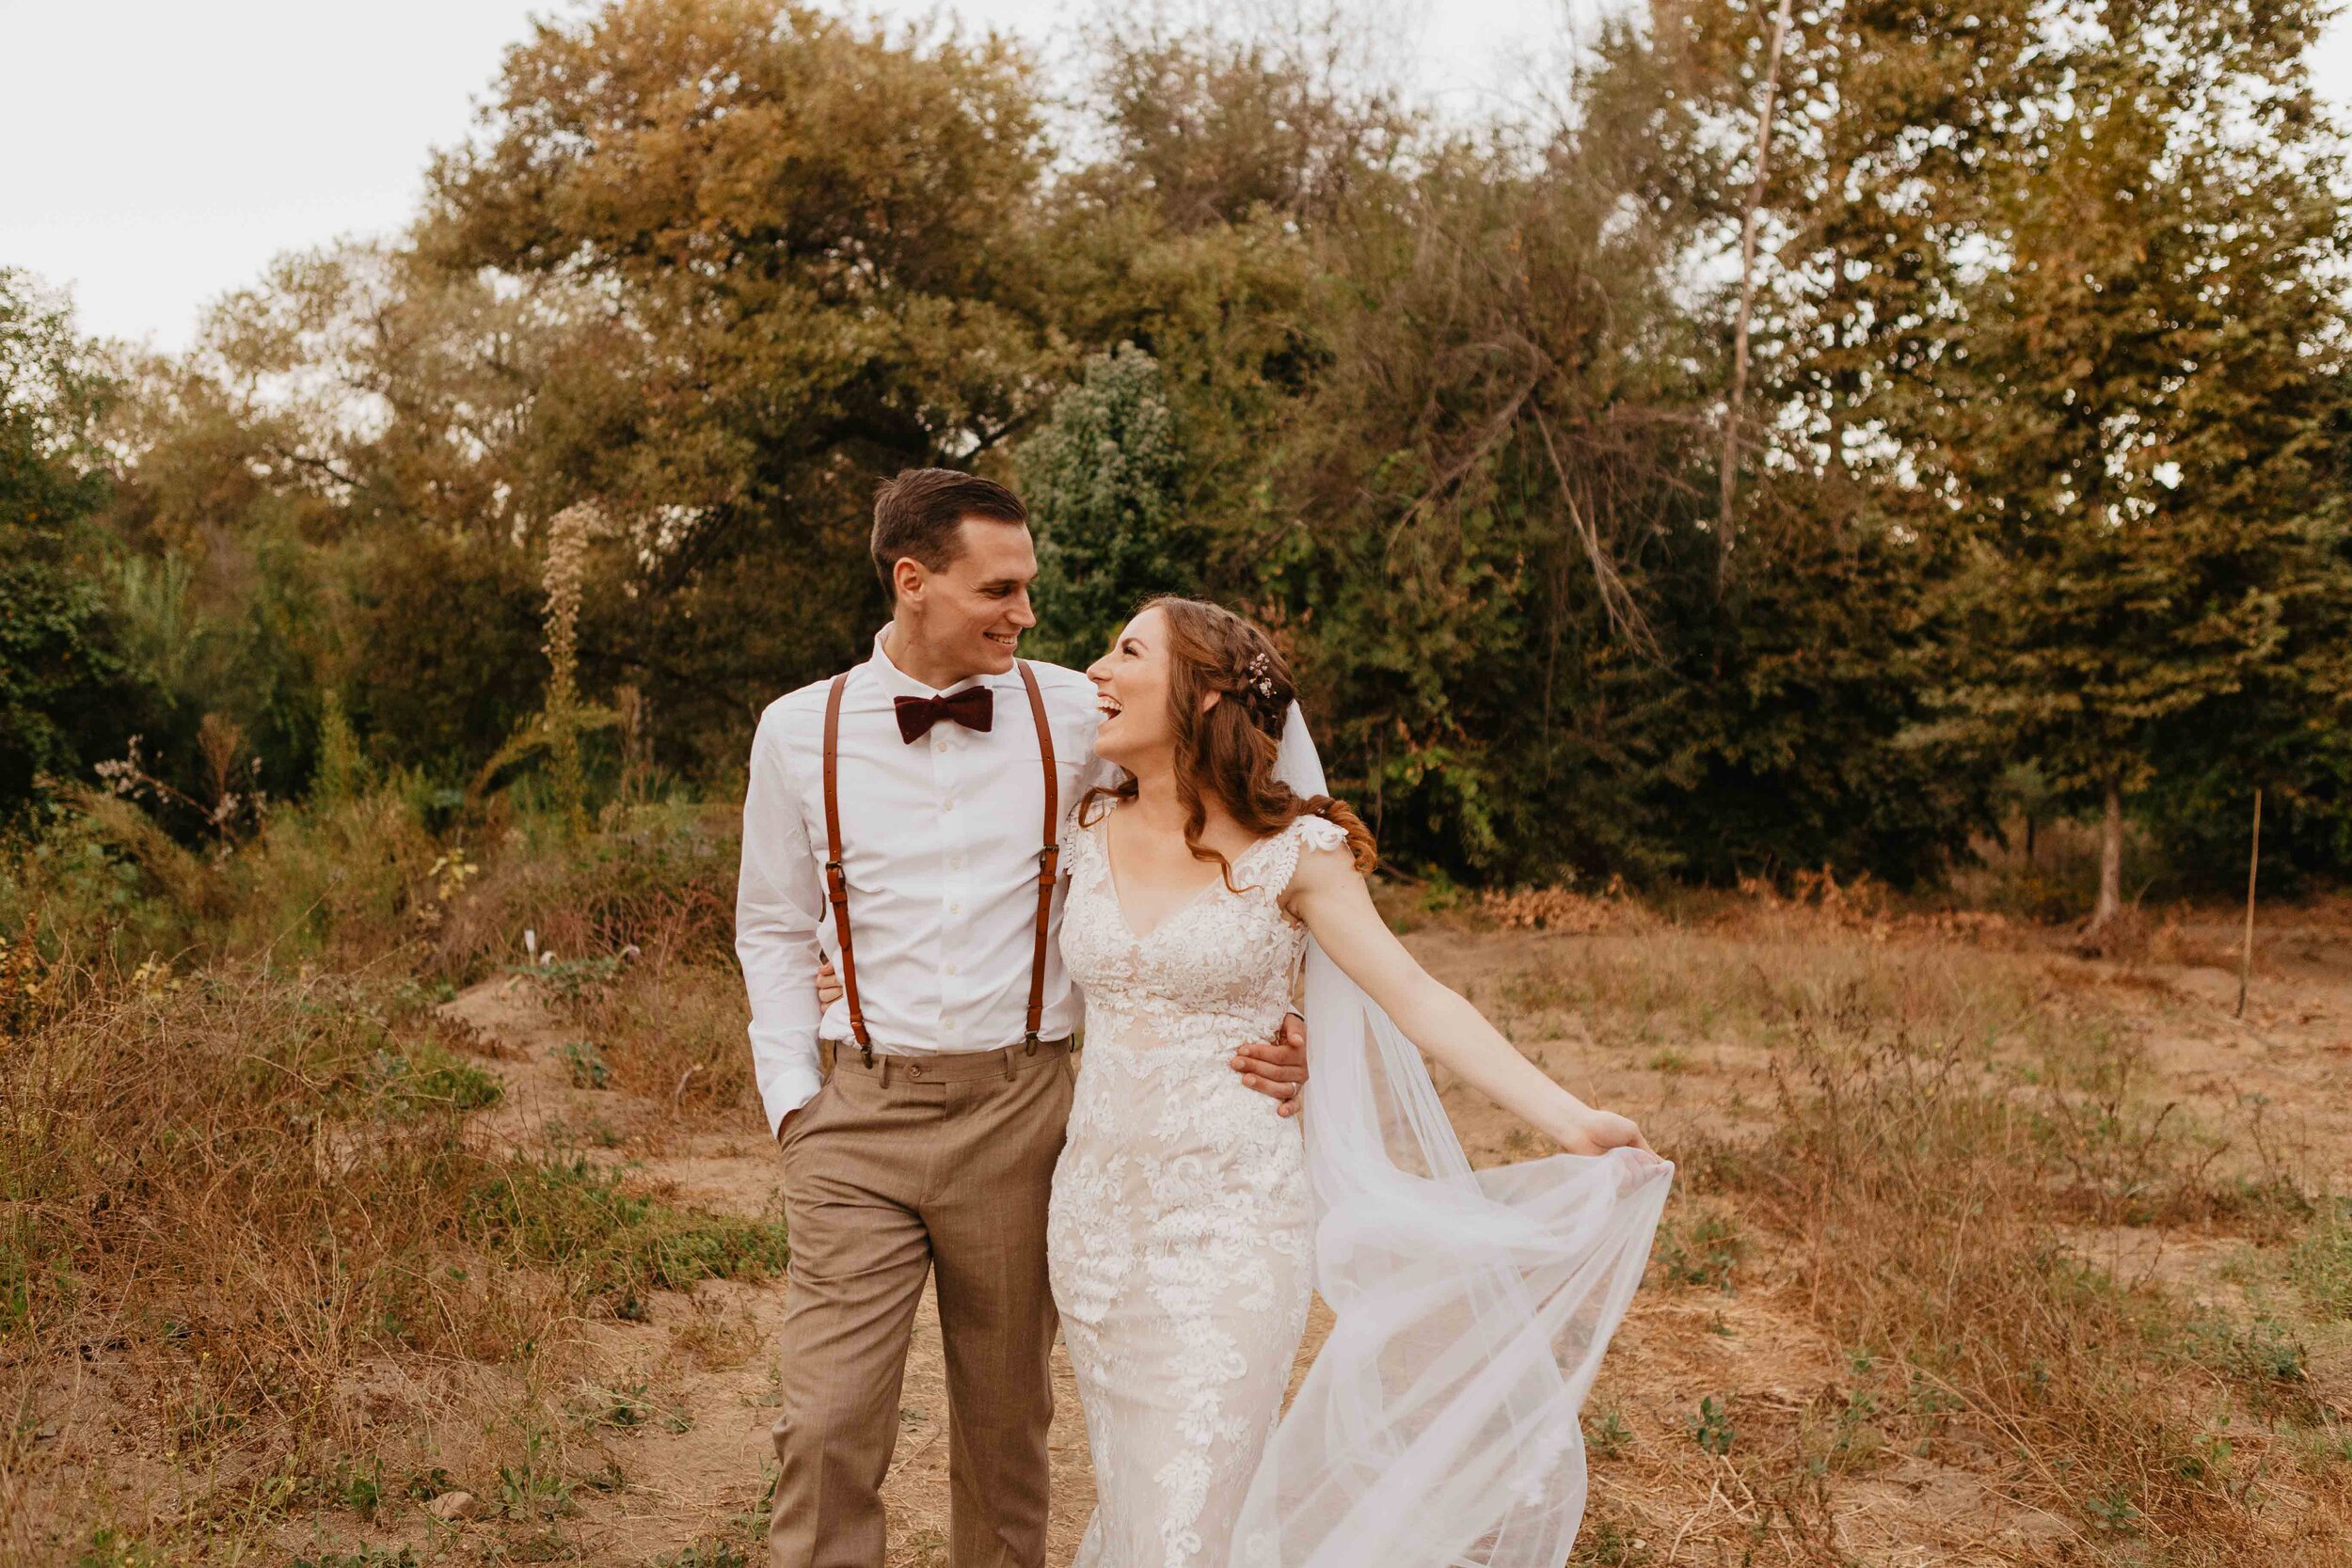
[1095,808,1266,945]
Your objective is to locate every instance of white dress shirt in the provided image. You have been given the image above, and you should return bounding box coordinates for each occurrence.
[735,627,1105,1133]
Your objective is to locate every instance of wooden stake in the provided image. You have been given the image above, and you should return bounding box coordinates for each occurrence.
[2236,788,2262,1019]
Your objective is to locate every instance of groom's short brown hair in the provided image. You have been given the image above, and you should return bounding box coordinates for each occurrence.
[871,469,1028,599]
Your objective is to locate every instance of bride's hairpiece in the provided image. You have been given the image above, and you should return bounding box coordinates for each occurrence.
[1246,651,1279,704]
[1233,649,1289,734]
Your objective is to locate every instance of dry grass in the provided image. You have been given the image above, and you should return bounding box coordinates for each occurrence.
[430,802,739,984]
[552,961,761,1126]
[0,957,787,1561]
[8,790,2352,1563]
[1448,900,2352,1564]
[1705,1029,2308,1544]
[428,800,760,1131]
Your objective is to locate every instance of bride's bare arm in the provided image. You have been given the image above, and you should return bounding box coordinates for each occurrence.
[1283,843,1651,1157]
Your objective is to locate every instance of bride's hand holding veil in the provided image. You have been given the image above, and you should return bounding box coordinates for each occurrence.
[1279,841,1654,1158]
[1250,695,1668,1568]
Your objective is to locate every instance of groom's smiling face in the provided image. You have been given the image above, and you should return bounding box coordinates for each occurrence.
[896,515,1040,681]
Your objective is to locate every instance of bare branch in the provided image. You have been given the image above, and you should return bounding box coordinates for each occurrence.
[1533,402,1662,661]
[1380,368,1542,562]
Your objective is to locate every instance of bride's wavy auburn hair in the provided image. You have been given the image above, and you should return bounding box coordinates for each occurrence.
[1080,596,1377,892]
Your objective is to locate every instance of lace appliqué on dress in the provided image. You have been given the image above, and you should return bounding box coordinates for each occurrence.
[1048,811,1345,1568]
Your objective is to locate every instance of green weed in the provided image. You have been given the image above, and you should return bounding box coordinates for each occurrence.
[1653,1207,1744,1292]
[1572,1521,1650,1565]
[1688,1394,1735,1456]
[2291,1197,2352,1317]
[462,1156,789,1306]
[554,1037,611,1089]
[1585,1404,1631,1460]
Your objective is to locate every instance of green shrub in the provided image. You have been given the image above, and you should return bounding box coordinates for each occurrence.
[2292,1198,2352,1318]
[367,1037,502,1115]
[554,1037,612,1089]
[461,1156,790,1306]
[0,781,445,975]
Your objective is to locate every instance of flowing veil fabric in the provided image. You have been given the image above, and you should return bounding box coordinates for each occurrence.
[1232,704,1675,1567]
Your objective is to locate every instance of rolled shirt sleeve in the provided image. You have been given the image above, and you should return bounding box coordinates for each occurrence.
[735,704,826,1135]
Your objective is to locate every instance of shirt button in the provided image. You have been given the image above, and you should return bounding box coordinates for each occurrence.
[949,901,962,914]
[946,962,960,975]
[944,800,956,812]
[934,740,946,753]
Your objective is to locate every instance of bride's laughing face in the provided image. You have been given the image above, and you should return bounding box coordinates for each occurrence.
[1087,608,1175,768]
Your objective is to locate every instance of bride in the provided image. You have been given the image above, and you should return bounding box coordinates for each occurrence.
[1049,596,1671,1568]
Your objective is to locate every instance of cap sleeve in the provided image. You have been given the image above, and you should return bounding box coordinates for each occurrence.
[1252,811,1352,903]
[1060,808,1107,889]
[1292,812,1350,857]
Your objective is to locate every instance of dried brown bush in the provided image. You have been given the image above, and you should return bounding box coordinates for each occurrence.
[432,802,739,982]
[0,960,785,1558]
[1480,877,1639,934]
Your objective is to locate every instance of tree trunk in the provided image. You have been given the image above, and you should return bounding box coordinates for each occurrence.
[1716,0,1799,591]
[2090,786,2124,931]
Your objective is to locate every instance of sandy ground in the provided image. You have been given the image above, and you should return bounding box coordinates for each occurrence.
[323,902,2352,1566]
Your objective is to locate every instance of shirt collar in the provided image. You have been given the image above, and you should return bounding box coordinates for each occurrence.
[865,625,1008,701]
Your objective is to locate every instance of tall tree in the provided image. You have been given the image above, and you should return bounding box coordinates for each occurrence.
[1018,344,1195,667]
[0,272,151,811]
[1650,0,2053,569]
[1931,0,2352,927]
[416,0,1063,763]
[1076,18,1410,234]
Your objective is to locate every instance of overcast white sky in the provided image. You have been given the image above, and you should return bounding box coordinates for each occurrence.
[4,0,2348,352]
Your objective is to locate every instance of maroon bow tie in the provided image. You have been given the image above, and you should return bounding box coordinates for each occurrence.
[895,686,994,744]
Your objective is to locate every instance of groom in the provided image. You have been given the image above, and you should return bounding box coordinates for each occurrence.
[736,467,1309,1568]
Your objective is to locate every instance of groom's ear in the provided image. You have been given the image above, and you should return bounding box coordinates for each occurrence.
[890,553,928,604]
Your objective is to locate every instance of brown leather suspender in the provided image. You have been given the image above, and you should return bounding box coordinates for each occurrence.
[820,673,871,1058]
[1017,661,1059,1048]
[820,662,1060,1068]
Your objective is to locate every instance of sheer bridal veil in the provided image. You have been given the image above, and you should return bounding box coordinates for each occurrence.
[1237,704,1675,1568]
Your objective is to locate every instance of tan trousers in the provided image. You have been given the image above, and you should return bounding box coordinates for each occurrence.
[769,1038,1074,1568]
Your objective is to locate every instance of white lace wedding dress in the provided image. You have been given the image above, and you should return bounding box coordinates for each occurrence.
[1050,712,1672,1568]
[1046,808,1343,1568]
